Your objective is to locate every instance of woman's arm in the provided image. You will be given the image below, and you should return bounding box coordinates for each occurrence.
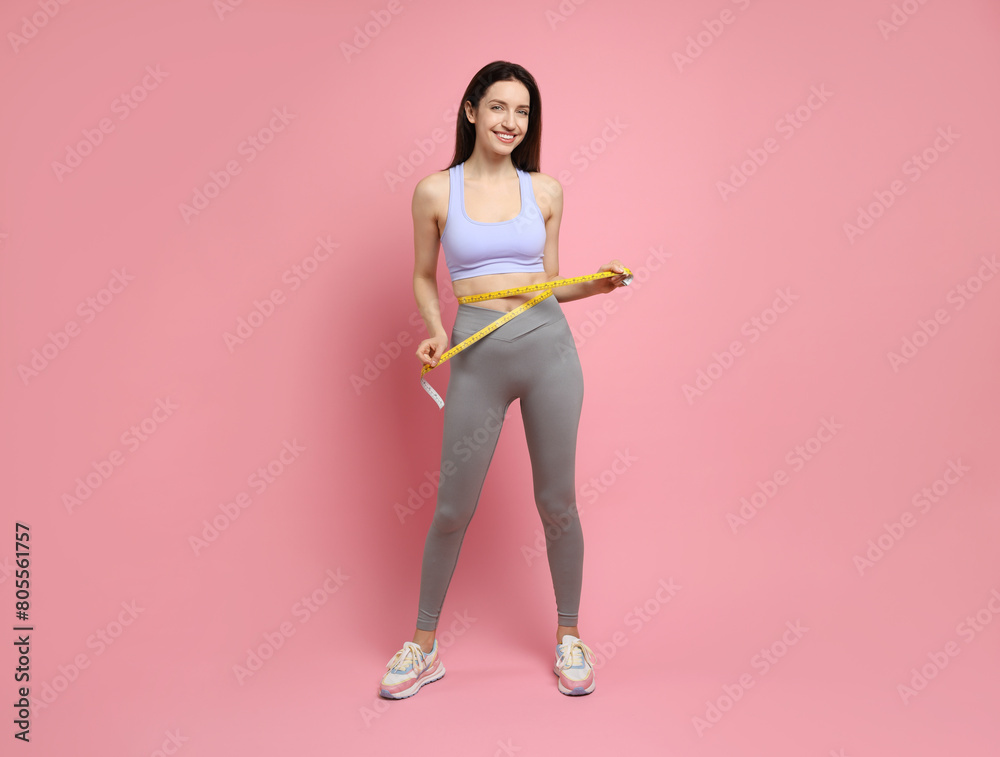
[536,174,628,302]
[412,174,449,366]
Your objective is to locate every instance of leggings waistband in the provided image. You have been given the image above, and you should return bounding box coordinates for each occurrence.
[453,294,564,340]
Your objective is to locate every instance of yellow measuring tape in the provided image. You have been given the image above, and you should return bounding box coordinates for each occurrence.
[420,268,633,408]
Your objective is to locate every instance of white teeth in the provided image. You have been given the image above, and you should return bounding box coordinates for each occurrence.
[496,132,514,141]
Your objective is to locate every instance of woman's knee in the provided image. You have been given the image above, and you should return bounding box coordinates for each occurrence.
[431,501,475,535]
[534,490,580,525]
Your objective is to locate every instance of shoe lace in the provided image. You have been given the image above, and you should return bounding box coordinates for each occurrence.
[386,641,426,673]
[556,639,595,670]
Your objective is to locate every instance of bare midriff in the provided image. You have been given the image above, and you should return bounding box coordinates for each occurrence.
[450,270,552,313]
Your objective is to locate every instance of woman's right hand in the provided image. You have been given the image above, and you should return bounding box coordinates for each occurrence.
[416,334,450,367]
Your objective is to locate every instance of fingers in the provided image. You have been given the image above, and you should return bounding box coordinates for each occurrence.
[602,259,626,276]
[416,340,446,367]
[605,260,631,287]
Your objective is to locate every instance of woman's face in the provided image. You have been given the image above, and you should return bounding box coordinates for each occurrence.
[466,79,530,155]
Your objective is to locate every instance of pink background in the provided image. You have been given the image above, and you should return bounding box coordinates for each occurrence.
[2,0,999,754]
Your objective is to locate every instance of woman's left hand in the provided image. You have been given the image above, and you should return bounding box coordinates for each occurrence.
[593,260,631,293]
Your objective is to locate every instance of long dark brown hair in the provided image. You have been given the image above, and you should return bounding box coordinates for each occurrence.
[447,61,542,173]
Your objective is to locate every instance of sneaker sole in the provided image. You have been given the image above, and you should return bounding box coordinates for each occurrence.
[553,664,595,696]
[378,662,446,700]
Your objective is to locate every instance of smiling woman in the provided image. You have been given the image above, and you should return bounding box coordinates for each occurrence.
[377,60,632,701]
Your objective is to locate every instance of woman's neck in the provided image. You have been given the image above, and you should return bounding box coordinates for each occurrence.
[463,150,516,182]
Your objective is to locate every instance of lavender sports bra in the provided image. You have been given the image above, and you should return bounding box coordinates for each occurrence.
[440,161,547,281]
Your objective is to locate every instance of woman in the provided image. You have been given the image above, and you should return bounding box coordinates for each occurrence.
[378,61,630,699]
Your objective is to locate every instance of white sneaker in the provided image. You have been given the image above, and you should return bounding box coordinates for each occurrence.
[378,640,445,699]
[554,634,596,695]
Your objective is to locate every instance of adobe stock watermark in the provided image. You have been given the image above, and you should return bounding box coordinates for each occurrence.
[886,254,998,371]
[0,555,15,586]
[587,578,682,670]
[352,282,463,396]
[693,619,808,736]
[853,458,969,576]
[560,116,627,181]
[842,126,958,244]
[179,106,296,223]
[545,0,590,30]
[360,609,476,726]
[682,287,799,405]
[727,417,843,534]
[189,439,306,555]
[556,245,671,362]
[341,0,404,63]
[17,268,135,386]
[7,0,72,53]
[28,600,144,714]
[144,729,189,757]
[503,116,628,244]
[351,328,418,396]
[491,739,521,757]
[223,236,338,352]
[523,448,638,568]
[62,398,179,515]
[52,65,168,182]
[214,0,244,21]
[877,0,931,40]
[717,84,833,200]
[507,116,628,211]
[233,567,349,685]
[385,103,460,191]
[394,405,509,525]
[673,0,754,73]
[897,587,1000,705]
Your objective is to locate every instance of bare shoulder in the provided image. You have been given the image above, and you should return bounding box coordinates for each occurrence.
[412,169,450,231]
[413,169,450,204]
[528,170,562,194]
[527,170,563,217]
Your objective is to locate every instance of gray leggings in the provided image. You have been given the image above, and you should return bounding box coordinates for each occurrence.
[415,295,585,631]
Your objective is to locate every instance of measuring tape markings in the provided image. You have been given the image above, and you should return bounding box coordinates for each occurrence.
[419,268,632,408]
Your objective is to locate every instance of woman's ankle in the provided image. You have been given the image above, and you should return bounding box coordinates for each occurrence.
[556,625,580,644]
[412,629,436,654]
